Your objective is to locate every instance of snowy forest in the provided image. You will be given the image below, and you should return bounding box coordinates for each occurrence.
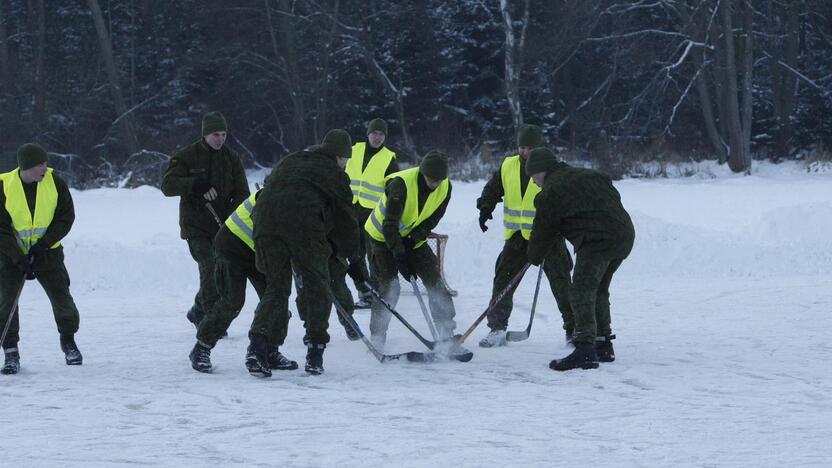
[1,0,831,187]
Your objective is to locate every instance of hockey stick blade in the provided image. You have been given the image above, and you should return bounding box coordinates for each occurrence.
[505,330,529,342]
[404,350,473,363]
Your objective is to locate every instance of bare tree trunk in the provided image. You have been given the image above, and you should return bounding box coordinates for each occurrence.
[691,6,728,162]
[769,0,800,160]
[740,0,753,171]
[267,0,306,149]
[499,0,530,130]
[720,0,749,173]
[313,0,339,142]
[88,0,137,154]
[363,52,418,159]
[0,0,10,93]
[27,0,47,127]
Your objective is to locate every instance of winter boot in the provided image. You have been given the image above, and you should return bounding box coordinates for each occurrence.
[596,335,616,363]
[268,346,298,370]
[60,335,83,366]
[305,343,326,375]
[478,329,507,348]
[189,341,212,373]
[354,291,373,309]
[435,335,474,362]
[1,348,20,375]
[185,304,204,328]
[549,342,599,371]
[245,333,272,378]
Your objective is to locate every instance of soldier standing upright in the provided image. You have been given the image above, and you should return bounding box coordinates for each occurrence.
[161,112,249,327]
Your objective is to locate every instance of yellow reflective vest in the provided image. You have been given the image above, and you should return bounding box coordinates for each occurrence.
[346,143,396,208]
[501,155,540,240]
[1,168,60,254]
[226,191,258,251]
[365,168,449,249]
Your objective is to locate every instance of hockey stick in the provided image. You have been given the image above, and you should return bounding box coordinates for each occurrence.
[0,275,27,349]
[363,282,437,350]
[506,261,544,342]
[409,280,439,341]
[329,282,432,363]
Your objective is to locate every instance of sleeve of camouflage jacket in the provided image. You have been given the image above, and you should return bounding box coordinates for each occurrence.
[328,172,360,259]
[407,183,452,246]
[228,150,250,209]
[0,183,23,262]
[527,189,564,266]
[476,169,503,212]
[160,148,196,197]
[38,175,75,248]
[381,177,407,255]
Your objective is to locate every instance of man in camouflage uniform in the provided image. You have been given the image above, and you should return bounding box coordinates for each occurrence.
[345,118,399,307]
[365,151,470,359]
[476,124,573,348]
[250,129,359,375]
[0,143,83,375]
[161,112,250,327]
[187,189,298,377]
[525,148,635,371]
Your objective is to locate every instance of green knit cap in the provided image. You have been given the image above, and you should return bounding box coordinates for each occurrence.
[419,150,449,180]
[17,143,48,170]
[202,111,228,136]
[517,124,544,148]
[525,147,558,176]
[321,129,353,158]
[367,118,388,136]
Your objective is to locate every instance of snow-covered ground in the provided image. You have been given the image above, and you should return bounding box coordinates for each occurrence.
[1,161,830,467]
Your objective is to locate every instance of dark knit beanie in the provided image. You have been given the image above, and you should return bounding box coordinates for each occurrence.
[17,143,48,170]
[419,150,449,180]
[517,124,544,148]
[202,112,228,136]
[525,147,558,176]
[367,118,388,136]
[321,129,353,158]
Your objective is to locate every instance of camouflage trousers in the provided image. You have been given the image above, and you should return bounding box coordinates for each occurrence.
[186,237,219,319]
[487,232,574,332]
[0,256,80,350]
[570,254,625,345]
[367,239,456,340]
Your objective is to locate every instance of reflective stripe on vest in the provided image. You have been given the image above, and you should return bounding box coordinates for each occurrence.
[501,155,540,240]
[345,143,396,209]
[1,168,60,254]
[225,191,258,251]
[364,167,449,248]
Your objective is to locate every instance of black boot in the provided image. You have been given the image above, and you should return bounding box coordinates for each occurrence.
[186,304,203,328]
[596,335,615,363]
[189,341,212,373]
[245,334,272,378]
[1,348,20,375]
[60,335,83,366]
[549,342,599,371]
[268,346,298,370]
[305,343,325,375]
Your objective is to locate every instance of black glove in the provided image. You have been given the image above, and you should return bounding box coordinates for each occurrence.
[346,260,367,285]
[28,241,47,260]
[478,208,493,232]
[402,236,416,251]
[16,256,36,280]
[395,252,414,282]
[192,178,213,195]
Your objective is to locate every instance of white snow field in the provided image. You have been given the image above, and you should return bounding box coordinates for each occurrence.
[1,161,830,467]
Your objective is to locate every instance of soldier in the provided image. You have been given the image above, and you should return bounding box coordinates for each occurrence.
[161,112,250,328]
[365,151,470,358]
[524,148,635,371]
[0,143,83,375]
[345,118,399,307]
[249,129,359,375]
[187,189,298,377]
[476,124,574,348]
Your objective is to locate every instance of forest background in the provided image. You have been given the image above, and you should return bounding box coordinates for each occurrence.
[1,0,830,187]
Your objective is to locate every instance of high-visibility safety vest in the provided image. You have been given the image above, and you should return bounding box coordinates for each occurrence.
[501,155,540,240]
[226,190,258,251]
[1,168,61,254]
[365,168,449,249]
[346,143,396,209]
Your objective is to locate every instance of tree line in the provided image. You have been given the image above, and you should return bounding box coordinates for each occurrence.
[1,0,830,187]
